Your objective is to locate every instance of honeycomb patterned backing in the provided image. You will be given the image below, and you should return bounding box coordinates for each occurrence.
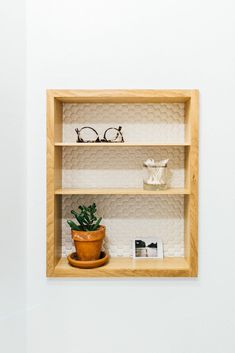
[62,146,184,188]
[63,103,185,143]
[62,195,184,258]
[62,103,185,258]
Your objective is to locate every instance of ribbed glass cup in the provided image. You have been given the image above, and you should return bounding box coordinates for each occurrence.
[143,165,168,190]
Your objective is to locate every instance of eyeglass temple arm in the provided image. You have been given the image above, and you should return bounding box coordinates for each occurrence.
[75,128,81,142]
[118,126,124,142]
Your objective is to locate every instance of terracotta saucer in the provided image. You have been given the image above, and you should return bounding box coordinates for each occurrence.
[67,251,109,269]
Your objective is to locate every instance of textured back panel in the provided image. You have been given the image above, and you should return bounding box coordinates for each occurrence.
[63,103,185,143]
[62,195,184,258]
[62,146,184,188]
[62,103,185,258]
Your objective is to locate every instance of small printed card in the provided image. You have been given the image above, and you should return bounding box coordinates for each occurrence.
[133,238,163,259]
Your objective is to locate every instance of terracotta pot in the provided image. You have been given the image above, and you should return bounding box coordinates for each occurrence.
[71,226,105,261]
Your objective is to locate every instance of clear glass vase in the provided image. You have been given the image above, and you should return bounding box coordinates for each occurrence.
[143,159,168,190]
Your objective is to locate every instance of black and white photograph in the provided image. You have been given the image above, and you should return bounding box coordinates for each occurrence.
[133,238,163,259]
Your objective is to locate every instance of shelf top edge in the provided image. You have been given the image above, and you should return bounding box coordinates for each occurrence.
[47,89,198,103]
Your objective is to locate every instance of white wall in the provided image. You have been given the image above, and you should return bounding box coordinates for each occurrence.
[26,1,235,353]
[0,1,26,353]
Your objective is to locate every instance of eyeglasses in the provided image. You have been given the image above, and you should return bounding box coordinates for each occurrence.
[75,126,124,143]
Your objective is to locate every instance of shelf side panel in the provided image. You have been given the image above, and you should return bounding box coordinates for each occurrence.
[47,94,63,275]
[184,91,199,276]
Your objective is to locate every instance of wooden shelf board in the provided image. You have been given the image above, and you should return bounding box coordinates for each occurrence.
[55,188,190,195]
[55,142,191,147]
[52,257,190,277]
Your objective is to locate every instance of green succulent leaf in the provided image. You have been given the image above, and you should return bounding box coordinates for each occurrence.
[67,203,102,232]
[67,220,82,231]
[91,217,102,231]
[72,210,89,225]
[71,210,80,221]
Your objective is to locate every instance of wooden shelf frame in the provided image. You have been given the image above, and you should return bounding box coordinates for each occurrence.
[47,89,199,277]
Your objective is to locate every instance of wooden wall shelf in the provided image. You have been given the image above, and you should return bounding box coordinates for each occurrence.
[47,89,198,277]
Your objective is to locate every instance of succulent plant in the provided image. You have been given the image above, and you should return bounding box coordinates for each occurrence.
[67,203,102,231]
